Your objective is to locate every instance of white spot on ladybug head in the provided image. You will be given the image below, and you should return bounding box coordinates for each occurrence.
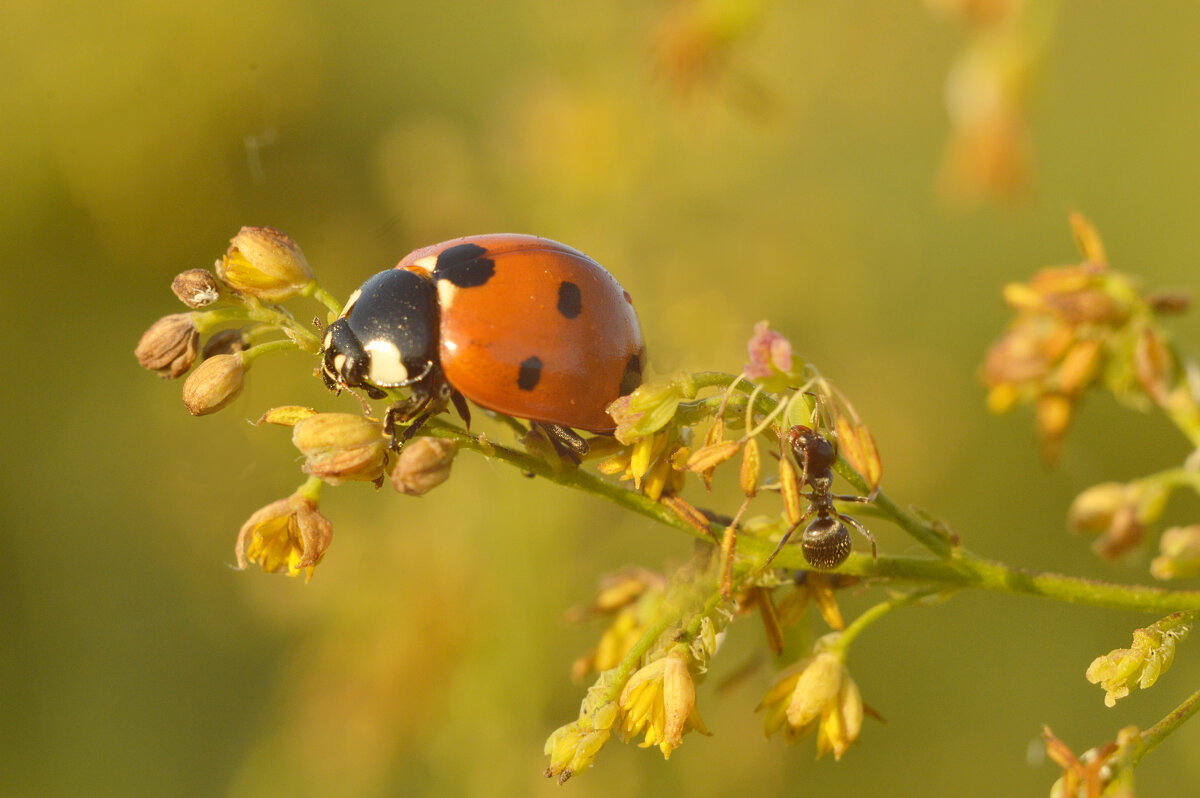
[322,330,333,351]
[341,288,362,317]
[364,339,409,386]
[437,279,458,311]
[333,353,347,374]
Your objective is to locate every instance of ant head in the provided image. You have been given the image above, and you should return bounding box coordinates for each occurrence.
[784,424,838,475]
[801,516,852,569]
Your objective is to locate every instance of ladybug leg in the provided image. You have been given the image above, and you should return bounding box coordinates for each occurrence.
[383,393,432,451]
[537,423,590,461]
[449,390,472,428]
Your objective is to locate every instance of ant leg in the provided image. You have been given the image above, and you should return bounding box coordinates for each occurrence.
[831,493,873,504]
[839,513,877,562]
[762,507,814,570]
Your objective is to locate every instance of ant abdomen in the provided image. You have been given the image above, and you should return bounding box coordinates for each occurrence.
[801,516,852,569]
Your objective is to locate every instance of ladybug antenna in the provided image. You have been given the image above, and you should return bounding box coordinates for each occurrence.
[394,359,434,387]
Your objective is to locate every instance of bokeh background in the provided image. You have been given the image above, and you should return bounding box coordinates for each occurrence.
[4,1,1200,795]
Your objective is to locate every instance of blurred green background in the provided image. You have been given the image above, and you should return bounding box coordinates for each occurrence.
[4,1,1200,795]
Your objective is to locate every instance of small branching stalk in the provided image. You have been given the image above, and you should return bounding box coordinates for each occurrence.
[136,216,1200,792]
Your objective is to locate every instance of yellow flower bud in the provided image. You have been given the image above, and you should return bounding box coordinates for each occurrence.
[292,413,388,486]
[181,353,245,415]
[217,226,314,302]
[1151,525,1200,580]
[134,313,199,379]
[740,436,761,497]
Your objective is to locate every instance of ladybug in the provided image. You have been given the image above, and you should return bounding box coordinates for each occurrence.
[320,234,645,455]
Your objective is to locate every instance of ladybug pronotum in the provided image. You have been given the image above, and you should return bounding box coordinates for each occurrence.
[320,234,645,455]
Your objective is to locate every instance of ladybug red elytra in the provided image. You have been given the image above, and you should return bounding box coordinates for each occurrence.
[320,234,645,455]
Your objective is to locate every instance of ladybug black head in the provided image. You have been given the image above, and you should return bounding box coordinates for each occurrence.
[320,269,441,398]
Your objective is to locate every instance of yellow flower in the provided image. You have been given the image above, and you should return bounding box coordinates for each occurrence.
[758,640,864,759]
[617,650,710,759]
[235,492,333,581]
[216,226,314,302]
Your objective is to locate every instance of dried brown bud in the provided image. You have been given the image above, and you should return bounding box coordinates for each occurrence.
[201,328,249,359]
[390,437,459,495]
[135,313,200,379]
[182,353,245,415]
[256,405,319,427]
[171,269,222,308]
[1147,291,1190,315]
[739,437,760,497]
[292,413,388,485]
[1035,394,1072,461]
[779,457,803,525]
[835,416,882,491]
[1134,326,1173,407]
[1068,211,1107,264]
[1054,339,1103,396]
[685,440,740,473]
[216,226,314,302]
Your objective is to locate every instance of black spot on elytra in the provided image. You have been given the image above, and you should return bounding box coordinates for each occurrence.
[557,281,582,319]
[517,356,544,391]
[434,243,495,288]
[619,352,642,395]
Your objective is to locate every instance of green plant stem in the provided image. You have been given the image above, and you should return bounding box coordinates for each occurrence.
[243,338,302,364]
[296,475,323,502]
[193,304,322,350]
[420,418,1200,615]
[835,587,942,651]
[303,281,343,317]
[1134,688,1200,765]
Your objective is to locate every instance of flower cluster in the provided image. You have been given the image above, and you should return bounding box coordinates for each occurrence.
[983,213,1192,460]
[544,560,722,782]
[543,546,877,780]
[135,227,465,580]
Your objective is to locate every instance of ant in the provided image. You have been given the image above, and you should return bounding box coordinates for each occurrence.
[763,402,877,570]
